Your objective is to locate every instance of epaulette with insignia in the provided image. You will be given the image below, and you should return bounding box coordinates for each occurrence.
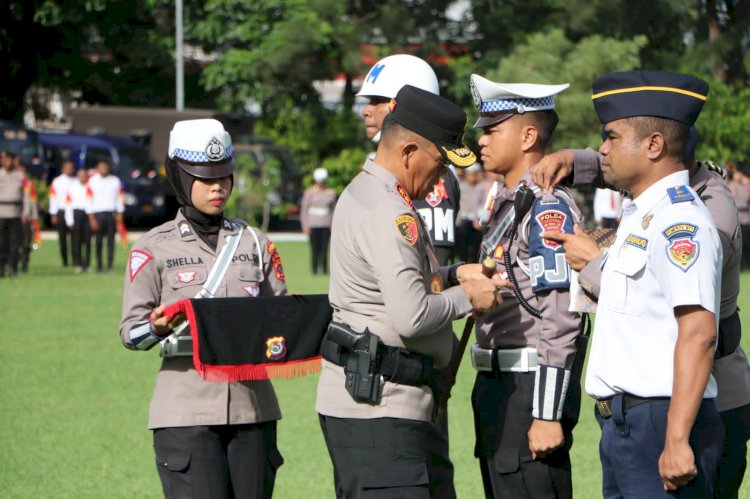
[667,185,694,204]
[702,161,728,181]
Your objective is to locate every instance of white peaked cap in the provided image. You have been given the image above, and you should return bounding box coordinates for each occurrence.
[168,119,233,163]
[470,74,570,128]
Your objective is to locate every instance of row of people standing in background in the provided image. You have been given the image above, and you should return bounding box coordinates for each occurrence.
[49,159,124,273]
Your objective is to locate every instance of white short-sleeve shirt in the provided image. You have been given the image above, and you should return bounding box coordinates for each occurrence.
[585,170,721,399]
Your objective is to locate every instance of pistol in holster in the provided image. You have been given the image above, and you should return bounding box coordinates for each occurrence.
[322,322,383,404]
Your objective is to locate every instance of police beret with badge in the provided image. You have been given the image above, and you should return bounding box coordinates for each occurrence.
[387,84,476,168]
[469,74,570,129]
[591,70,708,126]
[168,118,236,179]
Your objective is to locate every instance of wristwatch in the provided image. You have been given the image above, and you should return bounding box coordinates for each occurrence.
[447,262,465,287]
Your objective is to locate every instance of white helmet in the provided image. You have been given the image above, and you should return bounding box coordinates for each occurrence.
[357,54,439,99]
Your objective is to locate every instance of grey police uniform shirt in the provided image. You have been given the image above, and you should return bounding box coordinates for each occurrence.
[315,159,473,423]
[300,185,336,230]
[120,210,286,429]
[0,169,29,219]
[572,149,750,410]
[475,170,582,420]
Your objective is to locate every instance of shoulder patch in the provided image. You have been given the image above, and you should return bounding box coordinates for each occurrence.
[395,214,419,246]
[267,241,285,281]
[625,234,648,250]
[667,185,695,204]
[662,223,700,272]
[129,249,153,282]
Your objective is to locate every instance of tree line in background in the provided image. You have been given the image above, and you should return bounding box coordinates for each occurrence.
[2,0,749,189]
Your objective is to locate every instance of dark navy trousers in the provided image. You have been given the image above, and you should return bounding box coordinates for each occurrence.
[595,396,724,498]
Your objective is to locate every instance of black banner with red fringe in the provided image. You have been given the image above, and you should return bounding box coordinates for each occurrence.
[163,294,332,382]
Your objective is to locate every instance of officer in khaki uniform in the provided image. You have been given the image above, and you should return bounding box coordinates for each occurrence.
[535,127,750,498]
[300,167,336,274]
[0,150,29,277]
[467,75,583,498]
[317,85,503,498]
[120,119,286,499]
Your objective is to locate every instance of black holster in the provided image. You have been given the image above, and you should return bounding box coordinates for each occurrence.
[322,322,382,404]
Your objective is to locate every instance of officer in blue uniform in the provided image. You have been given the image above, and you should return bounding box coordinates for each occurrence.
[581,71,724,498]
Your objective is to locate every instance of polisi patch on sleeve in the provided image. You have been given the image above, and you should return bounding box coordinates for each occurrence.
[129,249,153,282]
[395,214,419,246]
[528,196,574,292]
[662,223,700,271]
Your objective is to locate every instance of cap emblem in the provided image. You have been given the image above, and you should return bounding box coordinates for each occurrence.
[388,98,397,113]
[441,145,476,168]
[205,137,226,161]
[470,79,482,108]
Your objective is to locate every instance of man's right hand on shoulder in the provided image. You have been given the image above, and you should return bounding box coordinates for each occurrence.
[530,149,576,192]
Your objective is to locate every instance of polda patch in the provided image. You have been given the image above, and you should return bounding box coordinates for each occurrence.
[663,223,699,272]
[265,336,287,360]
[535,209,567,249]
[128,249,152,282]
[395,214,419,246]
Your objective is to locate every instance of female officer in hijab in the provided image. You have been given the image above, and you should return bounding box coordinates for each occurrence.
[120,119,287,499]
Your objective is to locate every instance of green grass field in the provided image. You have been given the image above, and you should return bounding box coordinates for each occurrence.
[1,240,749,498]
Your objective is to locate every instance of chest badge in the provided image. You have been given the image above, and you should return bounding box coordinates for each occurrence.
[177,271,196,283]
[425,178,447,208]
[243,285,260,297]
[396,214,419,246]
[642,214,653,230]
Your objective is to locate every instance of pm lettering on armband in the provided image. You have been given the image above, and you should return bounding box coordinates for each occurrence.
[529,253,569,290]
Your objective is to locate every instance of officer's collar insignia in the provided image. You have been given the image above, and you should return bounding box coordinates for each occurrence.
[641,214,653,229]
[205,137,226,161]
[395,214,419,246]
[663,223,699,272]
[667,185,694,204]
[395,183,413,207]
[128,249,152,282]
[430,274,443,293]
[265,336,287,360]
[179,222,192,237]
[625,234,648,250]
[177,271,197,283]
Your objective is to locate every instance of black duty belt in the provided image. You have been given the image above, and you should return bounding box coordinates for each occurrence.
[321,323,435,387]
[716,309,741,359]
[595,393,670,419]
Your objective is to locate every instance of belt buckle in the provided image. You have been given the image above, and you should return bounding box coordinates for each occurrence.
[596,399,612,418]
